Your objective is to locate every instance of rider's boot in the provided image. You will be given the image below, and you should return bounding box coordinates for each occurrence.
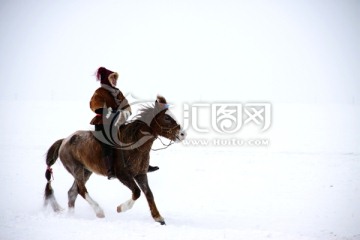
[102,142,116,180]
[105,155,116,180]
[148,165,159,172]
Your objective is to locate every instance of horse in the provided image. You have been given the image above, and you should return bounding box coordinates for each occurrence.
[43,96,186,225]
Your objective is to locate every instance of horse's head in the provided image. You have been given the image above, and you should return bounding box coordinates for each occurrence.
[151,96,186,142]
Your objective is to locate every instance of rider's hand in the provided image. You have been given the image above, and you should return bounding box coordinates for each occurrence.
[114,110,131,127]
[105,107,113,119]
[123,110,131,120]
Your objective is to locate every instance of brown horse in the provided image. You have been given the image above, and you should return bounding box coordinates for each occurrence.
[44,96,186,225]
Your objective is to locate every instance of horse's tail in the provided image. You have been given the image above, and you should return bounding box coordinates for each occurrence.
[44,139,64,212]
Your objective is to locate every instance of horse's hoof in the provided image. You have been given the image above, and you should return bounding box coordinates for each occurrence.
[116,206,122,213]
[155,216,166,225]
[67,207,75,215]
[96,212,105,218]
[117,199,135,213]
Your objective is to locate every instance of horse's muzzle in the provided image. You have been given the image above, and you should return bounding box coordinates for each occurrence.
[175,129,187,142]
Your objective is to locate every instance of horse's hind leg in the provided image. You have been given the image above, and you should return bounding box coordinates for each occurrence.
[68,169,92,210]
[71,165,104,218]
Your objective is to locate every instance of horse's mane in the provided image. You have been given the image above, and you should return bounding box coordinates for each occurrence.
[119,104,159,143]
[132,104,156,125]
[119,97,168,144]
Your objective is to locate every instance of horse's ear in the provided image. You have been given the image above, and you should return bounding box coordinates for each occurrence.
[155,95,169,110]
[156,95,167,104]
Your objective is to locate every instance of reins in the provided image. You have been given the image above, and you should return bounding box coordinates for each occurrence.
[152,137,174,151]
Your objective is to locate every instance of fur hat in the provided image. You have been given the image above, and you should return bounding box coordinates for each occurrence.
[96,67,119,87]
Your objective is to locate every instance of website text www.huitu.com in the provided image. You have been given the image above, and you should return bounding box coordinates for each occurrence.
[182,138,270,147]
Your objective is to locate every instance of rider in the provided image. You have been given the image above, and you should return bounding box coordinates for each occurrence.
[90,67,159,180]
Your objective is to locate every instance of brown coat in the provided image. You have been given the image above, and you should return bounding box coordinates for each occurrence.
[89,87,131,125]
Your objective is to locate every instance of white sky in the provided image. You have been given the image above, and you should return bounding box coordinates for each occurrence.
[0,0,359,104]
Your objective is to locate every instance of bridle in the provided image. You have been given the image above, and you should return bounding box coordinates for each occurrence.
[151,110,180,151]
[153,110,180,137]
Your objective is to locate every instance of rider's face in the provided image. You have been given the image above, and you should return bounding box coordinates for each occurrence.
[109,75,117,87]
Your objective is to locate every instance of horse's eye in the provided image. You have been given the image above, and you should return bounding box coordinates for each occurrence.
[165,115,171,121]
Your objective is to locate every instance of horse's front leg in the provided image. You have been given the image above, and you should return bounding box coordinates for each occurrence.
[135,174,165,225]
[116,173,141,213]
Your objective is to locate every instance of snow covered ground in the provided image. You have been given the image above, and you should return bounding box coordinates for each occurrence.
[0,100,360,240]
[1,0,359,238]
